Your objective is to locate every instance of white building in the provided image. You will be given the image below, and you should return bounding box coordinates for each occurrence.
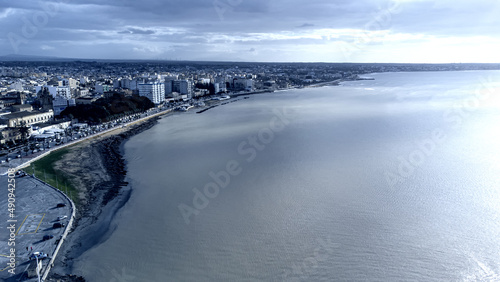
[56,86,72,99]
[68,78,78,89]
[138,82,165,104]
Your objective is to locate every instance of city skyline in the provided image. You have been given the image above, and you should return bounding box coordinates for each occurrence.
[1,0,500,63]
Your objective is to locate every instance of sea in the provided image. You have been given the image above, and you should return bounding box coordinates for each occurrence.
[72,71,500,281]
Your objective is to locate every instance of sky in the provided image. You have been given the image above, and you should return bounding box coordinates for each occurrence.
[1,0,500,63]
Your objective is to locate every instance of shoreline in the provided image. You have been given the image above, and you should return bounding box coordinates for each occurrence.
[46,117,160,281]
[43,86,337,280]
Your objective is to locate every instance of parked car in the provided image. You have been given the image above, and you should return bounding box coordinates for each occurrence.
[29,252,49,260]
[56,203,66,208]
[55,216,67,221]
[52,223,64,228]
[42,235,54,241]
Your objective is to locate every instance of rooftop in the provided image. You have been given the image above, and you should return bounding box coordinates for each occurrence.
[0,110,53,120]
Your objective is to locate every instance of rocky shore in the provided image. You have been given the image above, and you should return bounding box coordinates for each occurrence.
[46,117,160,281]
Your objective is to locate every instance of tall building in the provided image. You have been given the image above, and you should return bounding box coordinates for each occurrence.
[138,82,165,104]
[173,80,193,99]
[164,80,173,94]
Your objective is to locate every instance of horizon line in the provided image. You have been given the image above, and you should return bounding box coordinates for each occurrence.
[1,53,500,65]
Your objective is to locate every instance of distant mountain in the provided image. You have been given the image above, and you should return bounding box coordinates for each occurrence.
[0,54,73,62]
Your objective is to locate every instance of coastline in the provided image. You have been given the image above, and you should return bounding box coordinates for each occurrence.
[46,117,160,281]
[43,85,341,280]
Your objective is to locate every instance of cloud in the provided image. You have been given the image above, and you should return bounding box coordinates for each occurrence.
[297,23,315,28]
[0,0,498,62]
[118,27,156,35]
[40,45,55,50]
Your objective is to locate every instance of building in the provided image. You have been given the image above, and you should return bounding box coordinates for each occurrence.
[77,88,90,97]
[233,78,253,91]
[173,80,193,99]
[12,104,33,112]
[59,79,69,87]
[95,84,112,94]
[0,127,23,144]
[121,79,139,90]
[56,86,71,99]
[53,96,76,116]
[113,79,121,89]
[68,78,78,89]
[164,80,173,94]
[0,110,54,127]
[138,82,165,104]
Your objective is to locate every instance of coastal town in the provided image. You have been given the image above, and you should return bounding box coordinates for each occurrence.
[1,60,500,281]
[1,59,500,155]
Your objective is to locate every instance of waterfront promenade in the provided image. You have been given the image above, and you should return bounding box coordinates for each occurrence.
[0,174,73,281]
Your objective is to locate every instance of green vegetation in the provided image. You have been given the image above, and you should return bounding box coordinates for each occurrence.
[60,93,154,123]
[27,147,79,205]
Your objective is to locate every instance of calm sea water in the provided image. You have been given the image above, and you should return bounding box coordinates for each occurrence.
[74,71,500,281]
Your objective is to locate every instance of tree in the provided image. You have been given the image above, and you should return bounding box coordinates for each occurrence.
[0,130,4,148]
[29,143,36,154]
[18,121,30,144]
